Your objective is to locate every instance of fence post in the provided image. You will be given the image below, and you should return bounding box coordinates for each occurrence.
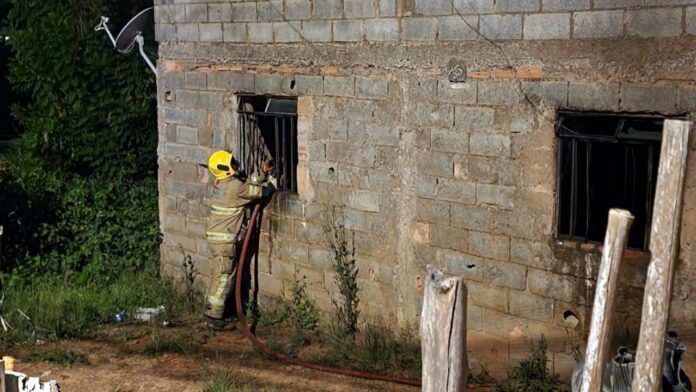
[421,265,468,392]
[632,119,691,392]
[580,209,634,391]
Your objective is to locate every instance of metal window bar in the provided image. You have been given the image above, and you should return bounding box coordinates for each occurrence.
[555,114,662,251]
[237,100,298,193]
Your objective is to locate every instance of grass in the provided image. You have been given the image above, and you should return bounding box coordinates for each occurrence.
[0,271,185,346]
[142,331,191,356]
[204,371,294,392]
[25,348,89,367]
[250,300,422,380]
[319,322,422,380]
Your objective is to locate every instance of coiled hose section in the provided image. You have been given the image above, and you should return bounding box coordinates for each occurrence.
[234,203,422,387]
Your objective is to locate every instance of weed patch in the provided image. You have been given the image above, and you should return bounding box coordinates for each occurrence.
[0,272,184,346]
[320,323,421,379]
[495,336,569,392]
[287,278,319,342]
[26,348,88,367]
[323,213,359,339]
[203,371,294,392]
[142,331,190,357]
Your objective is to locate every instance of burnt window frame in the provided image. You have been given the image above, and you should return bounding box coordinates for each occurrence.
[236,95,299,193]
[554,111,669,251]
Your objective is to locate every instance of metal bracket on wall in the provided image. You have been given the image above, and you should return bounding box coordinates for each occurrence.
[447,65,467,84]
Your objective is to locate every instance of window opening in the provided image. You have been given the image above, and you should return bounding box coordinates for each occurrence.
[237,95,298,193]
[556,112,664,250]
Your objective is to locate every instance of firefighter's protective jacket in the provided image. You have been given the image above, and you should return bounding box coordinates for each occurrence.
[205,172,273,244]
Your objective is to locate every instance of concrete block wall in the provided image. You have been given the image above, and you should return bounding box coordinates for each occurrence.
[154,0,696,381]
[154,0,696,43]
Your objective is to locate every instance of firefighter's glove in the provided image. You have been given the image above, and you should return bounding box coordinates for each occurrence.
[261,176,278,198]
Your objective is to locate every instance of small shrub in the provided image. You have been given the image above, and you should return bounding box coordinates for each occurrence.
[26,348,88,367]
[495,335,569,392]
[287,277,319,340]
[322,212,359,338]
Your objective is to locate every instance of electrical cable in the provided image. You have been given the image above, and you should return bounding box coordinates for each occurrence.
[450,0,579,136]
[268,2,326,57]
[235,203,422,387]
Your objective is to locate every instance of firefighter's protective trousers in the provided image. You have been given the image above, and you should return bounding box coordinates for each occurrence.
[204,172,272,319]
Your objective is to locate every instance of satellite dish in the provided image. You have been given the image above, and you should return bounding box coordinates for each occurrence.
[115,8,154,54]
[94,7,157,75]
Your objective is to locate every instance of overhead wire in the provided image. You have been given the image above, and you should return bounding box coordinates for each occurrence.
[449,0,577,135]
[268,2,327,57]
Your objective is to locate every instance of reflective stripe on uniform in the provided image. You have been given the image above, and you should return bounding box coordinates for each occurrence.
[248,184,262,198]
[206,231,236,242]
[210,205,244,216]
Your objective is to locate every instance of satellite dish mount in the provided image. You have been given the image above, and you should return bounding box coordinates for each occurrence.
[94,7,157,76]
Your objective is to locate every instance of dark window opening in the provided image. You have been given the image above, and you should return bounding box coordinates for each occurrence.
[237,95,298,193]
[556,112,664,250]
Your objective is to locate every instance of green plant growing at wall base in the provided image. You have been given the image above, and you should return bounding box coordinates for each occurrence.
[322,211,359,339]
[287,277,319,343]
[494,335,570,392]
[180,247,200,314]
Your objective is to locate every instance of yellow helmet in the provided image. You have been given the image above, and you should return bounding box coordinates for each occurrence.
[208,150,236,180]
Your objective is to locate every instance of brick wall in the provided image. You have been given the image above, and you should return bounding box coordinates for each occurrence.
[154,0,696,380]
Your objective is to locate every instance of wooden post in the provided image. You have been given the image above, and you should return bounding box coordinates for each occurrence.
[632,119,691,392]
[580,209,634,392]
[421,265,468,392]
[0,359,6,392]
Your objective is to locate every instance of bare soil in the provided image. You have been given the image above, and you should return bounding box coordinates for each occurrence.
[4,320,423,392]
[4,318,497,392]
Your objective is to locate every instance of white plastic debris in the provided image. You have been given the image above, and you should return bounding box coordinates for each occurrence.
[134,306,165,322]
[6,370,60,392]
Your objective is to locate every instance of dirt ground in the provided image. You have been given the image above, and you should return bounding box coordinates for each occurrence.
[2,321,440,392]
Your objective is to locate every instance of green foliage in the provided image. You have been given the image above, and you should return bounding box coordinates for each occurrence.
[180,249,201,314]
[320,323,421,379]
[0,271,182,345]
[142,330,191,357]
[288,277,319,339]
[322,213,359,338]
[203,372,293,392]
[0,0,158,280]
[25,348,88,367]
[495,336,570,392]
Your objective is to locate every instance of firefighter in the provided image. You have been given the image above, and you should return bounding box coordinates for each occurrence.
[204,150,276,330]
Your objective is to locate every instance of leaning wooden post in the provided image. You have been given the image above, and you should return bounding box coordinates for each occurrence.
[421,265,468,392]
[580,209,634,392]
[632,119,691,392]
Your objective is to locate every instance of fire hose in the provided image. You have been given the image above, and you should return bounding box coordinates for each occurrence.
[234,203,422,387]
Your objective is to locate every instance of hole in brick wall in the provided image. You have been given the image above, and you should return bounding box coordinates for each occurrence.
[328,167,335,175]
[290,79,296,90]
[164,91,172,102]
[563,309,580,328]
